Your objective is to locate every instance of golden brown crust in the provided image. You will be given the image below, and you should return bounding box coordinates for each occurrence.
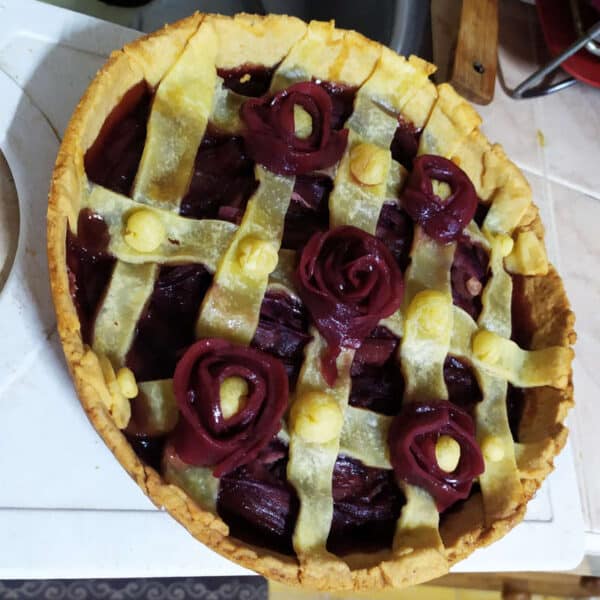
[47,13,575,591]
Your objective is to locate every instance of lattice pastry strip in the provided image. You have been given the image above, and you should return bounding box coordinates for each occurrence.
[208,13,307,134]
[339,407,392,470]
[394,234,454,558]
[481,145,532,237]
[287,330,354,572]
[210,81,244,134]
[329,133,397,233]
[135,380,177,430]
[337,49,436,219]
[90,19,220,379]
[415,84,543,524]
[195,166,295,344]
[399,57,439,130]
[470,217,522,521]
[271,20,381,90]
[473,331,572,389]
[393,485,447,570]
[479,235,514,337]
[82,184,300,296]
[505,231,549,276]
[401,232,455,401]
[328,52,412,234]
[418,84,481,158]
[278,44,446,563]
[164,455,219,513]
[348,47,437,130]
[93,262,158,365]
[388,83,485,556]
[122,14,203,89]
[83,185,236,271]
[133,22,217,210]
[274,37,440,560]
[446,129,533,241]
[464,221,491,252]
[449,306,521,521]
[208,13,307,70]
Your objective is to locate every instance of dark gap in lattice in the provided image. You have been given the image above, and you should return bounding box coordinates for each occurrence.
[251,291,312,391]
[217,439,299,556]
[350,325,404,416]
[84,80,153,197]
[375,201,414,273]
[179,124,258,224]
[444,356,483,417]
[390,115,422,171]
[282,174,333,251]
[126,264,213,382]
[451,234,490,322]
[66,209,116,345]
[327,455,405,555]
[218,64,278,97]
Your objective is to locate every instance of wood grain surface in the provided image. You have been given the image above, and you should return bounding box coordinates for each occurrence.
[451,0,499,104]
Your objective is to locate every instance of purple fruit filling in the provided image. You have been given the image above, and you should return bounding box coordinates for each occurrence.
[84,81,152,196]
[126,265,213,382]
[350,326,404,416]
[327,455,404,555]
[179,126,258,224]
[444,356,482,415]
[282,174,332,251]
[316,80,358,130]
[451,235,490,321]
[66,209,115,344]
[252,291,312,389]
[376,201,414,272]
[126,435,166,473]
[218,65,276,97]
[217,442,404,557]
[507,384,525,442]
[390,115,421,170]
[217,441,299,556]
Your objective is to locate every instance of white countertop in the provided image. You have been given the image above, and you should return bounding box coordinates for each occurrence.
[0,0,597,579]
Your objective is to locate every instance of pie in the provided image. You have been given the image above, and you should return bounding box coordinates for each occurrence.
[47,13,576,590]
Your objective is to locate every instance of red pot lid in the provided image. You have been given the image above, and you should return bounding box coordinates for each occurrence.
[536,0,600,88]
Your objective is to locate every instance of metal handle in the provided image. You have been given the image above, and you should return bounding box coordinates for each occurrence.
[508,19,600,99]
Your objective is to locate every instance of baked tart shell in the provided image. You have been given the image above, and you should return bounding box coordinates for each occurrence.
[47,13,576,590]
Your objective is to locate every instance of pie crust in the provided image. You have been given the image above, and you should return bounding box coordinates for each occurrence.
[47,13,576,590]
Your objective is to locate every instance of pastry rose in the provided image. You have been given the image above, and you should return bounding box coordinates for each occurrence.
[388,400,485,511]
[172,339,288,477]
[240,81,348,176]
[402,155,477,243]
[296,226,403,384]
